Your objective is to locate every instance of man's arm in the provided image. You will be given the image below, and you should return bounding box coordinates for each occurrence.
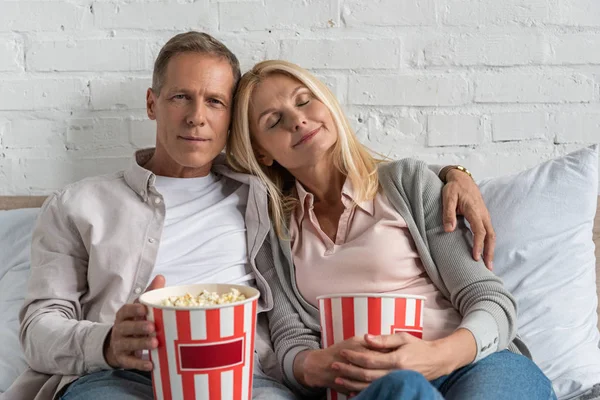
[19,192,113,375]
[429,164,495,270]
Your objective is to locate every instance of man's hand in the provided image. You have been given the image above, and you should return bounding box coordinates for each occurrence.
[104,275,166,370]
[442,169,495,270]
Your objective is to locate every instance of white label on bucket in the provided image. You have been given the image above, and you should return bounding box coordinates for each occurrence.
[381,297,395,335]
[220,306,235,338]
[195,374,209,399]
[164,310,184,400]
[190,309,207,340]
[405,298,416,327]
[354,297,369,337]
[221,370,234,400]
[148,307,164,400]
[319,299,329,348]
[331,298,344,344]
[242,301,253,400]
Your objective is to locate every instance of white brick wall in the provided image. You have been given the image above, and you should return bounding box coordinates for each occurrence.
[0,0,598,195]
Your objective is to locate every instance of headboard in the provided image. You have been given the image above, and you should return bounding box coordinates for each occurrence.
[1,196,600,331]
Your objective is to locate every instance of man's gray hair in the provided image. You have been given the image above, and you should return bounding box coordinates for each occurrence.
[152,31,241,96]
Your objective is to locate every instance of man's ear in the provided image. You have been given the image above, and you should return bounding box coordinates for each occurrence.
[147,88,157,120]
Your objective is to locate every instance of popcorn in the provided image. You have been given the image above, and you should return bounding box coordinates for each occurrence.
[162,288,246,307]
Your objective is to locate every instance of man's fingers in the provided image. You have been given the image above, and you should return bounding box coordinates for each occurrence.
[146,275,166,292]
[114,337,158,353]
[113,320,155,337]
[442,186,458,232]
[483,220,496,270]
[117,354,153,371]
[469,219,485,262]
[115,303,147,322]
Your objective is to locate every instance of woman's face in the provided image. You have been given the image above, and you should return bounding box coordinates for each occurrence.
[248,73,338,171]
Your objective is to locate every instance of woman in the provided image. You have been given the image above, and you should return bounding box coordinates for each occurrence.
[226,60,555,400]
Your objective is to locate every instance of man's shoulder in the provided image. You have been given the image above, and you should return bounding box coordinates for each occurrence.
[53,170,130,208]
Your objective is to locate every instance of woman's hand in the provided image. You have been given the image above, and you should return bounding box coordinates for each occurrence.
[333,330,477,393]
[442,168,495,270]
[294,336,372,394]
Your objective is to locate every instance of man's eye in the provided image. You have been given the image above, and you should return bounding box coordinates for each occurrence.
[209,98,224,106]
[173,94,186,100]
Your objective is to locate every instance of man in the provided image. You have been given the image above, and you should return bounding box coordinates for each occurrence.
[2,31,493,400]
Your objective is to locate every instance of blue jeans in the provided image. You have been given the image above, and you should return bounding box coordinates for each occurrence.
[354,350,556,400]
[60,369,297,400]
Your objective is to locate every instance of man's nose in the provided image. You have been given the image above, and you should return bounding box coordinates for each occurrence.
[187,101,206,127]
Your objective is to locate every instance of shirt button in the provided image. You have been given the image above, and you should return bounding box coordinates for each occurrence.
[154,198,161,204]
[148,238,155,243]
[134,287,142,295]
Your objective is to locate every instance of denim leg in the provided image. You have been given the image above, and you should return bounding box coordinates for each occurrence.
[252,374,299,400]
[60,370,153,400]
[354,370,444,400]
[430,350,557,400]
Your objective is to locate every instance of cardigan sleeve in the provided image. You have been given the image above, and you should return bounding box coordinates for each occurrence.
[381,159,518,362]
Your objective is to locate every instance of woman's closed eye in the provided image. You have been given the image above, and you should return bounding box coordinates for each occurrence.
[269,115,281,129]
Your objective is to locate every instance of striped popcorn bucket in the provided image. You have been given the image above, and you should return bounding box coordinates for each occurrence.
[139,284,260,400]
[317,293,426,400]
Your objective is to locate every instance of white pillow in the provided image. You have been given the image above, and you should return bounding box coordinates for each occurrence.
[0,208,39,393]
[477,145,600,400]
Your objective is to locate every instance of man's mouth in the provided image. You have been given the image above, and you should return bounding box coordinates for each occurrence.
[178,136,211,142]
[293,127,321,148]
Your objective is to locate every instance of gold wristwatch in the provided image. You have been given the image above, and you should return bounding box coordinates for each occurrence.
[439,165,473,183]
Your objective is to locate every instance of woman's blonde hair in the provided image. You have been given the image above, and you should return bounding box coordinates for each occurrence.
[226,60,379,237]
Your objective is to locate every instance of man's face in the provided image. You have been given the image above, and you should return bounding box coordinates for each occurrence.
[146,52,235,177]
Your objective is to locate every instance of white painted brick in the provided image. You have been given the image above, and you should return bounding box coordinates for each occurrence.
[427,114,483,147]
[421,32,546,67]
[475,73,595,103]
[94,2,216,30]
[4,120,65,148]
[349,75,470,106]
[0,79,89,110]
[280,39,400,69]
[443,0,551,27]
[463,145,557,179]
[90,78,150,110]
[557,0,600,27]
[549,33,600,65]
[0,36,22,71]
[0,158,12,193]
[216,37,279,72]
[314,74,346,104]
[0,2,86,32]
[220,0,338,31]
[550,112,600,143]
[67,118,130,147]
[491,112,548,141]
[27,39,149,72]
[0,120,9,148]
[129,119,156,148]
[22,157,130,190]
[342,0,435,26]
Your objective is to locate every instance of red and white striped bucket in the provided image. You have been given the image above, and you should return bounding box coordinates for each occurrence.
[140,284,260,400]
[317,293,426,400]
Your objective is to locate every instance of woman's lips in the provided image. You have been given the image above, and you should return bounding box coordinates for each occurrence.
[293,127,320,148]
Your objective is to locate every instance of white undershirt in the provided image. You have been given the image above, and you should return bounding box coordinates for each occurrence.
[151,173,253,287]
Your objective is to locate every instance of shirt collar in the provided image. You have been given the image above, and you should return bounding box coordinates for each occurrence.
[294,177,374,222]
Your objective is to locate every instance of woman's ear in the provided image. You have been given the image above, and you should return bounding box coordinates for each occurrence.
[256,151,274,167]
